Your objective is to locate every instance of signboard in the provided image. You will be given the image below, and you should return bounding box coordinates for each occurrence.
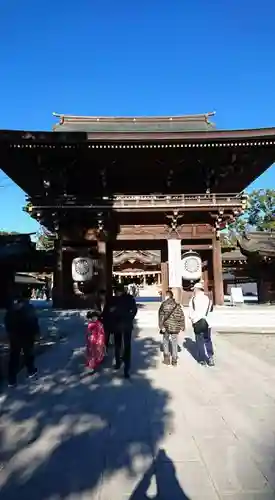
[230,286,244,306]
[168,239,182,287]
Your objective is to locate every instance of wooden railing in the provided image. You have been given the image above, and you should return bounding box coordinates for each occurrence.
[112,193,246,209]
[27,193,247,211]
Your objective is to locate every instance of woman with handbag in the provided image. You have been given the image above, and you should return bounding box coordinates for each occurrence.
[158,290,185,366]
[189,282,214,366]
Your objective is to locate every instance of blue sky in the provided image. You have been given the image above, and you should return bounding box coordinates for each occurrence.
[0,0,275,233]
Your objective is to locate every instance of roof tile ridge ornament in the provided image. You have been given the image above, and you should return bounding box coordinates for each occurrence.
[241,231,251,241]
[205,110,216,124]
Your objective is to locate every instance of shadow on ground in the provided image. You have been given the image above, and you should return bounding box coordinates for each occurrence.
[129,449,190,499]
[183,337,198,363]
[0,311,81,382]
[0,316,190,499]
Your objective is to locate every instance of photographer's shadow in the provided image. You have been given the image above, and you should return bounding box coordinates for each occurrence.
[129,449,190,499]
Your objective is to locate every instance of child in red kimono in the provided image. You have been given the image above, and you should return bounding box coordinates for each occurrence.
[86,310,106,370]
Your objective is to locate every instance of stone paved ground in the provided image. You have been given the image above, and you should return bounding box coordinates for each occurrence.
[1,312,275,499]
[135,303,275,332]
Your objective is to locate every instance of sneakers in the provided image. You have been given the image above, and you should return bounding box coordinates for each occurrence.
[198,358,215,367]
[171,358,178,367]
[28,369,38,379]
[7,368,38,387]
[208,357,215,367]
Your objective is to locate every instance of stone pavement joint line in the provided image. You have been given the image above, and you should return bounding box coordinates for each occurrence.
[1,309,275,499]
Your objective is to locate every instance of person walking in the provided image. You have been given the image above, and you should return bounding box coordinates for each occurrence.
[158,290,185,366]
[112,285,137,379]
[4,289,39,387]
[189,282,214,366]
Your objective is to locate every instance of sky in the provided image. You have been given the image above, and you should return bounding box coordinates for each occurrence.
[0,0,275,233]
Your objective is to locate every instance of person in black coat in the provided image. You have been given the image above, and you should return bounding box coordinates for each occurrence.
[103,285,137,378]
[101,291,115,352]
[4,289,39,387]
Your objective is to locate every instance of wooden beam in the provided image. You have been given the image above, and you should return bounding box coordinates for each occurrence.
[182,244,213,250]
[115,232,213,241]
[111,240,214,251]
[115,224,213,241]
[63,224,214,246]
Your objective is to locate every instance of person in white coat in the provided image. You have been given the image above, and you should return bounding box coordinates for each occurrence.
[189,282,215,366]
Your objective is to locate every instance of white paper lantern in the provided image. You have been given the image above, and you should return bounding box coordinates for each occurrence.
[72,257,94,282]
[181,251,202,281]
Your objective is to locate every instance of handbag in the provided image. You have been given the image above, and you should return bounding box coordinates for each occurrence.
[193,318,209,335]
[159,304,178,334]
[192,297,211,335]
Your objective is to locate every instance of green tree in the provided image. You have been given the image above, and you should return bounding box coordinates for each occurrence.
[245,189,275,231]
[228,189,275,235]
[36,227,55,251]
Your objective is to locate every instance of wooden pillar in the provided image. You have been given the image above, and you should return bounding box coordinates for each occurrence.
[97,239,106,292]
[167,239,182,304]
[161,263,168,299]
[97,239,113,298]
[157,272,161,286]
[53,236,63,308]
[202,260,209,293]
[161,245,168,300]
[212,235,224,305]
[258,278,273,304]
[106,243,113,298]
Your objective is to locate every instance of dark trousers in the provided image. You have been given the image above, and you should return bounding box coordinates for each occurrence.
[8,337,35,384]
[104,326,112,349]
[195,328,214,362]
[114,327,132,374]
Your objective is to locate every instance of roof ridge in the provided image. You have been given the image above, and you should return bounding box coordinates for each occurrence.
[53,112,216,124]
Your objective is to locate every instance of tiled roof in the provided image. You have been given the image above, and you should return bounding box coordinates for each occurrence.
[113,250,161,265]
[222,249,246,261]
[238,232,275,256]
